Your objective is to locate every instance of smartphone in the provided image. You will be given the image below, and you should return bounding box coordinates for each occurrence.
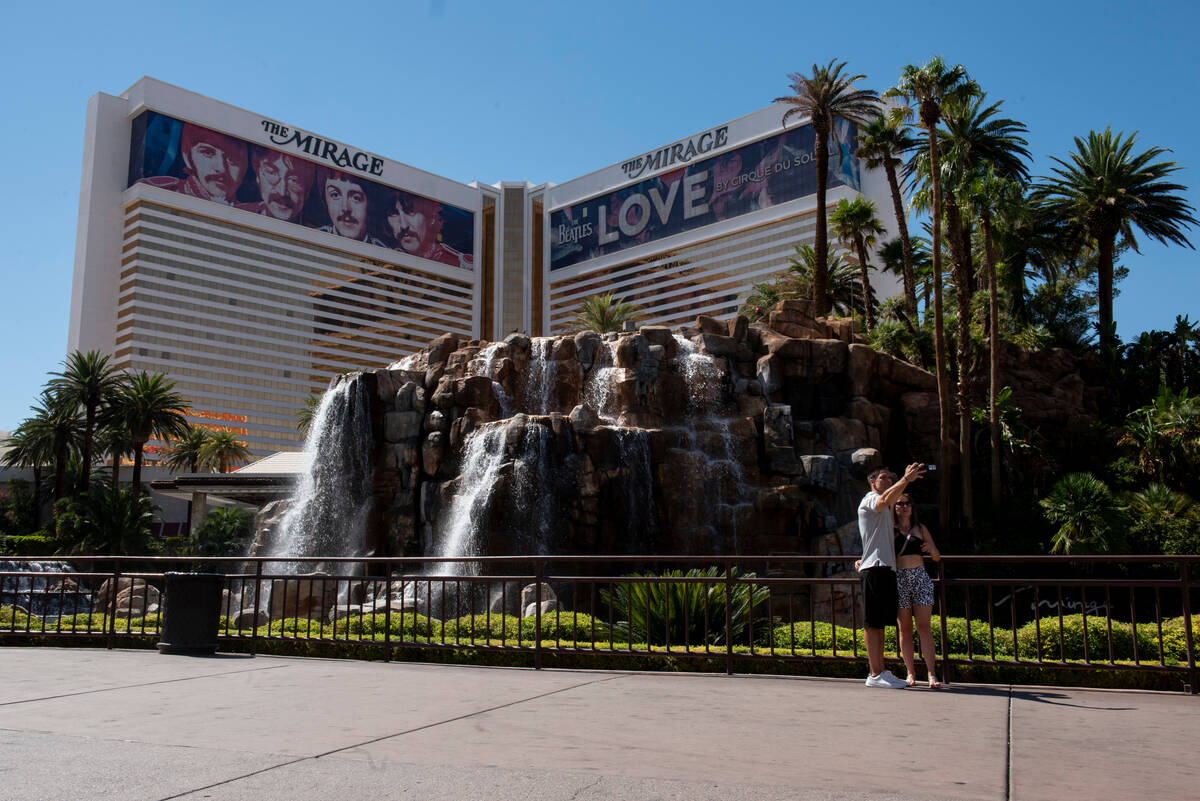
[927,464,937,472]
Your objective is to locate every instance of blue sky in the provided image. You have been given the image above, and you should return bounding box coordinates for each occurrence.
[2,0,1197,431]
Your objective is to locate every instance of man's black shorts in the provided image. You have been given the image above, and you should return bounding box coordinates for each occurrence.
[860,565,898,629]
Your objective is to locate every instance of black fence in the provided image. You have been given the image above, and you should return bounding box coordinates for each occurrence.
[2,554,1196,692]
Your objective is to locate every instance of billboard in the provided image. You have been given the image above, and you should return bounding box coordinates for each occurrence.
[127,111,474,270]
[549,121,861,271]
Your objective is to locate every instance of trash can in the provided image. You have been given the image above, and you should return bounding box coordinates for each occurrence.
[157,572,224,655]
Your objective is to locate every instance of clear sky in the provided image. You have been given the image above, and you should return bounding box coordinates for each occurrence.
[2,0,1197,432]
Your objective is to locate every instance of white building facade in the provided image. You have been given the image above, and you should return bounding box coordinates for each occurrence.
[69,78,897,458]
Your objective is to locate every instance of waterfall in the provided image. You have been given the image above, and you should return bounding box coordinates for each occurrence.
[523,338,558,415]
[267,376,375,572]
[613,428,657,551]
[469,342,514,417]
[0,560,90,618]
[582,339,619,423]
[671,334,753,549]
[434,423,508,575]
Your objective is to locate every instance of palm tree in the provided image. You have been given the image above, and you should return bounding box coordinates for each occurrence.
[1,425,56,528]
[199,429,251,473]
[1037,128,1196,346]
[785,244,868,317]
[934,96,1030,524]
[164,426,210,474]
[94,415,134,495]
[1041,473,1123,555]
[856,114,920,315]
[296,394,322,437]
[887,56,980,526]
[775,60,880,317]
[49,350,123,496]
[830,197,886,330]
[110,371,189,515]
[966,171,1026,507]
[574,292,641,333]
[16,391,83,504]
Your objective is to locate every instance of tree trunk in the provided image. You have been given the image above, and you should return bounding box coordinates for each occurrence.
[32,466,43,529]
[982,209,1002,508]
[111,448,121,497]
[813,123,831,317]
[945,193,973,530]
[884,163,918,316]
[53,440,67,504]
[1097,232,1116,346]
[130,443,145,507]
[79,404,96,496]
[855,234,875,331]
[926,129,955,530]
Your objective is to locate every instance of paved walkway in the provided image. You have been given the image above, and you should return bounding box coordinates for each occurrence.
[0,648,1196,800]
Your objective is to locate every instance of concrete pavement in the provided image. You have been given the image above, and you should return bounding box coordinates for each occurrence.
[0,647,1195,800]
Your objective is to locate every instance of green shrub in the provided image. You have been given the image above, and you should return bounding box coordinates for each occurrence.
[1015,614,1164,662]
[772,620,870,653]
[600,568,771,646]
[331,612,440,640]
[934,617,1015,658]
[0,533,57,556]
[1158,615,1200,663]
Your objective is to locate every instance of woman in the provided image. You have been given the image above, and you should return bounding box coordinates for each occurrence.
[894,493,942,688]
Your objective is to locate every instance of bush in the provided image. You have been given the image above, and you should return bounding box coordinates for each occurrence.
[1158,615,1200,663]
[0,533,57,556]
[1015,614,1165,663]
[600,568,771,646]
[935,617,1015,658]
[772,620,872,653]
[333,612,440,640]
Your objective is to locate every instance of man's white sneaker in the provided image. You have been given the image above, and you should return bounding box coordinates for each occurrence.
[865,669,907,689]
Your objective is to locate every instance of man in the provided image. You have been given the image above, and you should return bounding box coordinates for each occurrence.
[318,169,385,246]
[236,146,315,222]
[858,462,926,688]
[139,123,247,204]
[387,194,472,269]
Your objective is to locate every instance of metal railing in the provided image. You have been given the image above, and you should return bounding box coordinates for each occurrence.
[2,554,1196,691]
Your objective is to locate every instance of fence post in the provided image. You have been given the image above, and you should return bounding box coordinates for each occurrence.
[384,567,393,663]
[937,559,950,687]
[534,559,543,670]
[724,559,734,676]
[250,559,263,657]
[1181,562,1196,694]
[106,559,121,650]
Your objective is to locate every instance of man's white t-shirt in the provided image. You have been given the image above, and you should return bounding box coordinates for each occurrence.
[858,491,896,570]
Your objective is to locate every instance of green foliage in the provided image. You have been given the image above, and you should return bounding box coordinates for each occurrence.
[1040,473,1125,554]
[599,568,771,646]
[573,293,641,333]
[1120,386,1200,495]
[330,612,440,639]
[440,612,613,644]
[0,533,57,556]
[1014,614,1166,663]
[1125,484,1200,555]
[0,480,40,537]
[193,507,252,557]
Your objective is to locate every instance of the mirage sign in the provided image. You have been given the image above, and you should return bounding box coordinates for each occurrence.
[549,121,860,272]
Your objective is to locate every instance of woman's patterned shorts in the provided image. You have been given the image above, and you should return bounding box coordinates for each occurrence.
[897,565,935,609]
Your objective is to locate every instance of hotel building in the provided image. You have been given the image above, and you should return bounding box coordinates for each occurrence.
[69,78,897,459]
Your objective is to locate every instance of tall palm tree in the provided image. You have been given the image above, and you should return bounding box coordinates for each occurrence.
[110,371,190,513]
[165,426,210,474]
[830,197,886,330]
[17,391,83,504]
[928,95,1030,526]
[856,114,920,315]
[49,350,123,496]
[199,429,251,473]
[1,424,56,527]
[94,413,134,495]
[574,292,641,333]
[886,56,980,527]
[1037,128,1197,346]
[775,60,880,317]
[966,171,1025,507]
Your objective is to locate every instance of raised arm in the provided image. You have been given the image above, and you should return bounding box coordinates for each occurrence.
[874,462,926,511]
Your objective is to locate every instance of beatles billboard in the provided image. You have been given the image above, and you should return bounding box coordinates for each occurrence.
[127,111,474,270]
[549,121,860,272]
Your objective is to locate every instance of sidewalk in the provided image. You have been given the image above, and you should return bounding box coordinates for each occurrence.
[0,647,1195,800]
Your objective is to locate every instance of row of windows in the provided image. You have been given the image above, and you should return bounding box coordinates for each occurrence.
[546,212,816,333]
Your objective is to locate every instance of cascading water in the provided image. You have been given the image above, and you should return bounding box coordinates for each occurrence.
[267,376,375,572]
[434,423,509,575]
[469,342,514,416]
[582,338,619,423]
[523,338,558,415]
[671,334,753,549]
[0,560,91,618]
